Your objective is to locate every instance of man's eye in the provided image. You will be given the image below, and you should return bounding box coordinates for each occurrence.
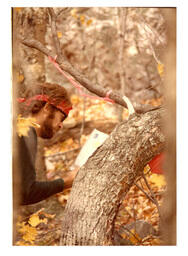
[61,115,67,122]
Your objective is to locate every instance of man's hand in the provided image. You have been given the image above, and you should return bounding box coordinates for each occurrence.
[62,168,79,190]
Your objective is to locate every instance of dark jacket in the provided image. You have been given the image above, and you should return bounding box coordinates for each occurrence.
[18,127,64,205]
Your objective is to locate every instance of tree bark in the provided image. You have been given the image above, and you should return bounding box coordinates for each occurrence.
[60,108,165,245]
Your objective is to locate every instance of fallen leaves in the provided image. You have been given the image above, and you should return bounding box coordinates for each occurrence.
[115,168,166,245]
[28,213,48,227]
[17,222,37,245]
[16,94,166,246]
[16,209,56,246]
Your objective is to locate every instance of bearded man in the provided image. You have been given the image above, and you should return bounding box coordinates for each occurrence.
[15,82,78,205]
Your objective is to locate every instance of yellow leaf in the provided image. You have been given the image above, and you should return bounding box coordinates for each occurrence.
[71,8,78,19]
[16,240,31,246]
[152,238,161,245]
[129,229,142,245]
[22,227,37,243]
[121,232,128,240]
[17,72,24,83]
[18,224,37,243]
[157,63,164,77]
[16,115,40,137]
[80,15,85,25]
[144,164,150,174]
[57,31,62,38]
[149,173,166,188]
[86,19,93,26]
[28,213,47,227]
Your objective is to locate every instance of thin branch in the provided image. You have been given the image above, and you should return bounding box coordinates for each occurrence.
[134,182,156,205]
[57,8,72,18]
[118,8,127,96]
[44,147,81,159]
[134,177,162,220]
[142,173,162,217]
[47,8,63,63]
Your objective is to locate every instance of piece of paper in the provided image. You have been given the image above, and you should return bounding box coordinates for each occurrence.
[74,129,109,168]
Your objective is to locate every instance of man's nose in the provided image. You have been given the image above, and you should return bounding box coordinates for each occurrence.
[59,122,63,129]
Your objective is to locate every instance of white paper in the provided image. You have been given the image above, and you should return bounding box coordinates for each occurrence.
[74,129,109,168]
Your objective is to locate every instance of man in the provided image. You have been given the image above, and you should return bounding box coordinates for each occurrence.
[15,82,78,205]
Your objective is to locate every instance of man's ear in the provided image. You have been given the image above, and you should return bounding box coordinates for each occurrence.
[43,103,51,113]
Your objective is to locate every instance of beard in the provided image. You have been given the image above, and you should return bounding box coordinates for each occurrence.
[38,119,54,139]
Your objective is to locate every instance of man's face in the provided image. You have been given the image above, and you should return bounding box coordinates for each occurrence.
[37,104,67,139]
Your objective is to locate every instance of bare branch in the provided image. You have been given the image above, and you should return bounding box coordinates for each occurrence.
[142,173,162,218]
[57,8,72,18]
[20,37,52,57]
[20,36,161,114]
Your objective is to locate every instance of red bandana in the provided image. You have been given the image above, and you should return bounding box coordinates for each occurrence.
[17,94,72,116]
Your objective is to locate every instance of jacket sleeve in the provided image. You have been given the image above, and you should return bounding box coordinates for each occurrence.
[21,179,64,205]
[18,128,64,205]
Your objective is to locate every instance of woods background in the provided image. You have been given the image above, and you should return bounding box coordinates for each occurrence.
[12,7,176,246]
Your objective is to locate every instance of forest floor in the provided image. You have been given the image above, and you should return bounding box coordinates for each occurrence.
[15,95,165,246]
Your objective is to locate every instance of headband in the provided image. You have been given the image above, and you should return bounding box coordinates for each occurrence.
[17,94,72,116]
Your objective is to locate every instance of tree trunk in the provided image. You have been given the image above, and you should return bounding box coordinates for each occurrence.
[60,108,165,245]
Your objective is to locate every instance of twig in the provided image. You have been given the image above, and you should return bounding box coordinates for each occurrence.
[118,8,127,96]
[45,147,81,159]
[134,179,163,228]
[134,182,157,206]
[142,173,162,217]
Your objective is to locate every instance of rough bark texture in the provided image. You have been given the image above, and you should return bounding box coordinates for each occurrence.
[60,108,165,245]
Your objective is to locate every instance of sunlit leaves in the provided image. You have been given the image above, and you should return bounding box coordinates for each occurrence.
[144,164,150,174]
[17,222,37,244]
[70,8,78,19]
[16,72,24,83]
[80,15,85,25]
[86,19,93,26]
[15,7,23,13]
[157,63,164,77]
[57,31,63,38]
[28,213,48,227]
[70,8,93,26]
[148,173,166,188]
[16,114,40,137]
[16,210,56,245]
[129,229,142,245]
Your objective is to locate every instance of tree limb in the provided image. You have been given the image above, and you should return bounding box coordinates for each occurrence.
[19,29,161,114]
